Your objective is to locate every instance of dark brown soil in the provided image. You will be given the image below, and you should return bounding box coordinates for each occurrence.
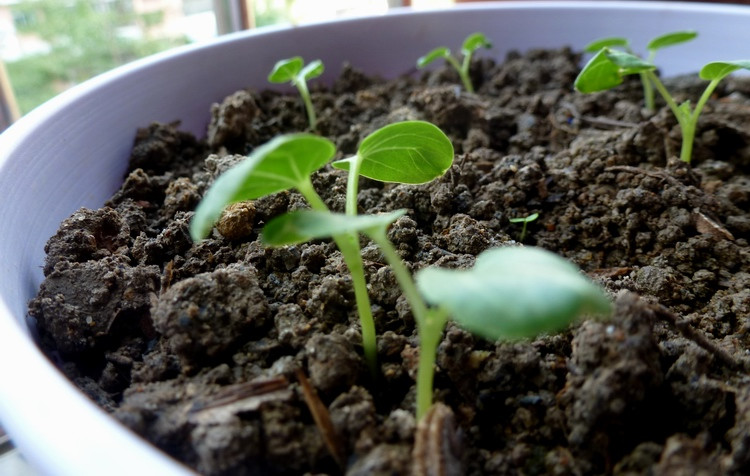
[29,47,750,475]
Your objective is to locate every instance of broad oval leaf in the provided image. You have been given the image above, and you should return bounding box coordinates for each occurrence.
[415,246,611,341]
[647,30,697,51]
[268,57,303,83]
[700,60,750,81]
[461,32,492,55]
[574,49,624,93]
[301,59,324,80]
[190,134,335,241]
[333,121,454,184]
[584,37,629,53]
[262,209,406,246]
[604,48,656,74]
[417,47,450,68]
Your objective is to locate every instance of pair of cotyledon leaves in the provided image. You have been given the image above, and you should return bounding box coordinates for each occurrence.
[190,120,610,341]
[577,50,750,93]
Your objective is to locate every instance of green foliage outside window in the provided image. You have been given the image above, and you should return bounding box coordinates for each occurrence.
[6,0,187,114]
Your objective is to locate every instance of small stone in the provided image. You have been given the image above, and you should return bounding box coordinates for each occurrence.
[215,201,256,240]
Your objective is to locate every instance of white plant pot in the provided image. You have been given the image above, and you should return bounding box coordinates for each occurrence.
[1,2,749,474]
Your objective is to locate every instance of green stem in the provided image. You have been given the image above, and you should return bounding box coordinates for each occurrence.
[295,79,317,130]
[345,155,361,217]
[368,229,444,419]
[640,71,655,111]
[460,53,474,93]
[447,56,473,93]
[415,308,449,420]
[368,230,428,323]
[646,71,694,163]
[297,178,378,375]
[335,234,378,376]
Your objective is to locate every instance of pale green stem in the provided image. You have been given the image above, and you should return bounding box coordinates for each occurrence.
[640,71,655,111]
[646,71,721,164]
[296,178,378,374]
[294,78,317,130]
[642,50,657,111]
[345,155,361,217]
[368,229,444,419]
[446,56,473,93]
[415,308,449,420]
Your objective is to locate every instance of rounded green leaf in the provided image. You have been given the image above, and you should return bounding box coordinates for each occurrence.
[583,37,629,53]
[647,30,697,51]
[417,47,450,68]
[461,32,492,55]
[604,48,656,74]
[190,134,335,241]
[575,49,624,93]
[415,246,611,341]
[268,57,303,83]
[699,60,750,81]
[332,121,454,184]
[301,59,324,80]
[262,209,406,246]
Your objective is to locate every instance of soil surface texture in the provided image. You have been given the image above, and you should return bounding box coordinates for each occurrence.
[30,47,750,475]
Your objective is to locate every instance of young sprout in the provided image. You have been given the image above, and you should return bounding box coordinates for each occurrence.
[575,48,750,163]
[417,32,492,93]
[256,132,610,421]
[509,212,539,242]
[583,31,697,110]
[267,210,611,419]
[190,121,453,375]
[191,122,610,421]
[268,56,324,130]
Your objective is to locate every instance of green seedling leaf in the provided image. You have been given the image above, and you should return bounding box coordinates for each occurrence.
[268,56,303,83]
[584,37,629,53]
[417,47,450,68]
[699,60,750,81]
[604,48,656,74]
[262,209,406,246]
[462,32,492,55]
[301,59,324,80]
[190,134,335,240]
[574,49,624,93]
[416,246,611,341]
[333,121,454,184]
[575,48,656,93]
[647,30,697,51]
[508,212,539,224]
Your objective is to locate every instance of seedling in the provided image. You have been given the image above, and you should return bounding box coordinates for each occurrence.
[252,134,609,421]
[265,212,611,419]
[509,212,539,242]
[191,121,610,420]
[417,32,492,93]
[575,48,750,163]
[190,121,453,375]
[583,31,697,110]
[268,56,324,130]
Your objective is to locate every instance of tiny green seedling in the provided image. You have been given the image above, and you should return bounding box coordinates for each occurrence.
[268,56,324,130]
[575,47,750,164]
[583,31,697,110]
[509,212,539,242]
[417,32,492,93]
[191,121,453,375]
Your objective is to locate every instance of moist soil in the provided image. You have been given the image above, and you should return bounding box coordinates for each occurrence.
[29,48,750,475]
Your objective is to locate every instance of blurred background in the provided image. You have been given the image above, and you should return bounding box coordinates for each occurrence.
[0,0,454,126]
